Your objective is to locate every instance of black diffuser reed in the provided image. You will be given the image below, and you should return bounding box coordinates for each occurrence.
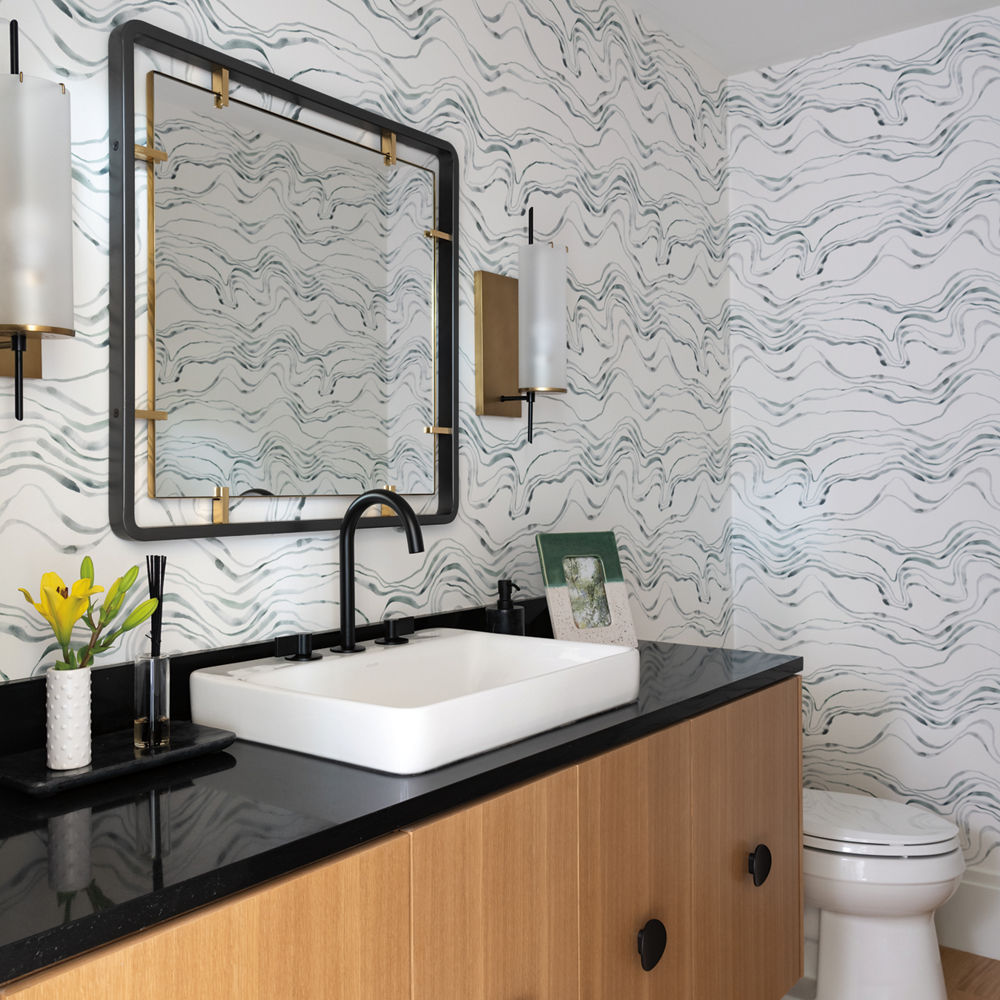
[146,555,166,658]
[135,555,169,749]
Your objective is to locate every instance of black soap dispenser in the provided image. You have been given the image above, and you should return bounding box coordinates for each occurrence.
[486,579,525,635]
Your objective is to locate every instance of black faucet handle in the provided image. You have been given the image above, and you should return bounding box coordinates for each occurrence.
[375,616,415,646]
[275,632,321,661]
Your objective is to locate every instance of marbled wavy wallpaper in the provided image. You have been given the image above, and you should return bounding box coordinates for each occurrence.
[0,2,729,676]
[152,76,435,498]
[728,9,1000,875]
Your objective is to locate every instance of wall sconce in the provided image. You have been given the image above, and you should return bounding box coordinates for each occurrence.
[0,21,75,421]
[475,208,566,443]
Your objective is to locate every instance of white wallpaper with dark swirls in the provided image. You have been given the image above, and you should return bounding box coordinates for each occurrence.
[0,2,729,682]
[152,74,436,498]
[728,6,1000,904]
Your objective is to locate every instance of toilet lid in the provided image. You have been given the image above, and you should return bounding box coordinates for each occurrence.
[803,789,961,858]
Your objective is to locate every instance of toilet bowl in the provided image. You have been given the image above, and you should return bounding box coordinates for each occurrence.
[801,789,964,1000]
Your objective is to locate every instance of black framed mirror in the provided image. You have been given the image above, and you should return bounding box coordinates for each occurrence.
[108,20,458,540]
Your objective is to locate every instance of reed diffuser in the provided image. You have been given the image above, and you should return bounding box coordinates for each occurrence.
[134,555,169,750]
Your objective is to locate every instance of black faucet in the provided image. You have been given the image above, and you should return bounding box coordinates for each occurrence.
[333,489,425,653]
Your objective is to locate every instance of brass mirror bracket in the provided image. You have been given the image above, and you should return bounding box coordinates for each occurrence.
[212,66,229,108]
[474,270,521,417]
[212,486,230,525]
[134,144,167,164]
[381,130,396,166]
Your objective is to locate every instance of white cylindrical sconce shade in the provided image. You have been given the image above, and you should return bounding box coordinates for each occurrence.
[0,75,75,335]
[518,242,566,393]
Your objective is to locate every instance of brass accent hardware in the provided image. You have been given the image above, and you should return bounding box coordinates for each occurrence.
[0,340,41,380]
[423,426,453,435]
[423,229,452,241]
[518,386,567,394]
[134,144,168,163]
[0,324,74,337]
[474,270,521,417]
[381,130,397,166]
[380,484,398,518]
[212,66,230,109]
[135,409,168,421]
[212,486,230,524]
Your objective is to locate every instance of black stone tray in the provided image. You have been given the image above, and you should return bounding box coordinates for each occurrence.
[0,722,236,797]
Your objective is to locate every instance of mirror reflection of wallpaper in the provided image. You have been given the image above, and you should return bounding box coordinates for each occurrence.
[151,74,434,498]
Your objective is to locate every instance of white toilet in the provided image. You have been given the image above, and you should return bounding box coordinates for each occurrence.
[798,788,965,1000]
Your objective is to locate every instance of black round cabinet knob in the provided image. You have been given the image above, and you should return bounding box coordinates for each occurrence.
[748,843,772,887]
[637,918,667,971]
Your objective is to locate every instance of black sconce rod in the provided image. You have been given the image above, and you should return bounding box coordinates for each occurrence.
[10,20,18,75]
[11,335,26,422]
[8,22,24,421]
[500,203,539,440]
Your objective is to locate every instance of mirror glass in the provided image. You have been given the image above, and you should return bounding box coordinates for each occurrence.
[108,21,458,540]
[150,74,435,499]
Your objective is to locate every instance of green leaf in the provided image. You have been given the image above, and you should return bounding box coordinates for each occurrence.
[99,579,124,625]
[120,565,139,594]
[120,597,158,633]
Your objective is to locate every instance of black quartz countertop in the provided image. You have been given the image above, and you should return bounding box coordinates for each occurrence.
[0,639,801,984]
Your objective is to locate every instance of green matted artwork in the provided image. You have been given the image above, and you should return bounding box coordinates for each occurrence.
[536,531,637,647]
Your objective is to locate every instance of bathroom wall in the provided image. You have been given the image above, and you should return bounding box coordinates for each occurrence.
[728,5,1000,904]
[0,0,729,679]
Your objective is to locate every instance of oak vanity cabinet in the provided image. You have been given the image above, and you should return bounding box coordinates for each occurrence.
[689,677,803,1000]
[0,834,411,1000]
[578,722,692,999]
[408,766,580,1000]
[2,677,801,1000]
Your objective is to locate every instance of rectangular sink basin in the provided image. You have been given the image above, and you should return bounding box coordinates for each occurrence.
[190,628,639,773]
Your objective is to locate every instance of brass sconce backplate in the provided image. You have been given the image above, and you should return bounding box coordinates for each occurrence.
[0,340,41,380]
[474,270,521,418]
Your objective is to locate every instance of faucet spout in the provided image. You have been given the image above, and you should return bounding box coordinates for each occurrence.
[334,489,424,654]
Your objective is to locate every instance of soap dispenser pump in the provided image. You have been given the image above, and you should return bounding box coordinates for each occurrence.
[486,579,525,635]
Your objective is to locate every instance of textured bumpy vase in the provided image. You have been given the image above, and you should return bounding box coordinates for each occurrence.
[46,666,92,770]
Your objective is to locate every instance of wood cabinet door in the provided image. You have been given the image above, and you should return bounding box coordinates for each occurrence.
[1,833,411,1000]
[408,767,579,1000]
[578,722,692,1000]
[689,676,803,1000]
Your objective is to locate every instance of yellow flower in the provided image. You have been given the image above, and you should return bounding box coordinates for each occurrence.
[19,572,104,650]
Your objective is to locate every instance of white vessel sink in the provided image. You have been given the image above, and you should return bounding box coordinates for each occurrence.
[190,628,639,774]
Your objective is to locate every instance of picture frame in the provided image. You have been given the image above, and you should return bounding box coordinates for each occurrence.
[536,531,637,647]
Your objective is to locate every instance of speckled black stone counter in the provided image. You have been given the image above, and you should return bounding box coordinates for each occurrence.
[0,638,801,984]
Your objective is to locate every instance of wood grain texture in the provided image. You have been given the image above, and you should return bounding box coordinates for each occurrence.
[408,768,579,1000]
[944,947,1000,999]
[1,833,410,1000]
[689,676,803,1000]
[578,721,692,999]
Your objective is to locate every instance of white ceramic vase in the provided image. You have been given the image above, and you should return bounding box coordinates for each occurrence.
[46,665,92,770]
